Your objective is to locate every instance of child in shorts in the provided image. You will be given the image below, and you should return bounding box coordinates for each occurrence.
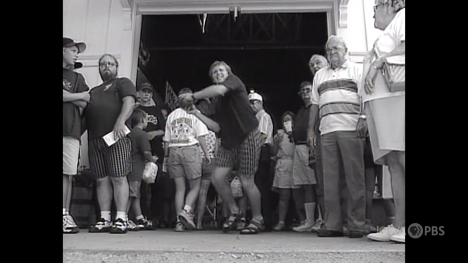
[163,88,211,232]
[127,109,158,230]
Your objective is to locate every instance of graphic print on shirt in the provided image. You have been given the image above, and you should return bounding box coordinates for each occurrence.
[147,114,159,125]
[170,117,193,144]
[63,79,74,92]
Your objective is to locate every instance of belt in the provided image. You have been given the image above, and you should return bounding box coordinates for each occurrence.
[295,141,308,145]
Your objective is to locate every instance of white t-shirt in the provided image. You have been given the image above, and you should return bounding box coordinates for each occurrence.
[163,108,209,147]
[359,8,405,103]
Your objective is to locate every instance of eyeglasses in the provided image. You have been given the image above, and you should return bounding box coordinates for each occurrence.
[99,61,116,67]
[373,3,386,12]
[325,46,344,53]
[298,88,311,95]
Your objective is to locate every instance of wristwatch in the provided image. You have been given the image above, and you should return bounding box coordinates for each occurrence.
[359,115,367,120]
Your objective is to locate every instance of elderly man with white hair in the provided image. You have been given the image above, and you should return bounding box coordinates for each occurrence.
[309,35,367,238]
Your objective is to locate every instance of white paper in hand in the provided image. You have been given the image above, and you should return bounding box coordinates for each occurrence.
[102,126,131,146]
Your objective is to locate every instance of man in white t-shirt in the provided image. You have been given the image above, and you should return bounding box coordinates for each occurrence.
[163,88,211,232]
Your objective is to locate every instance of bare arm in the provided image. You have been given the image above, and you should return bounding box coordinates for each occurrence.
[197,135,211,164]
[194,84,229,99]
[63,90,89,108]
[164,141,170,158]
[373,42,405,68]
[307,104,320,152]
[114,96,135,139]
[143,150,158,163]
[192,110,220,132]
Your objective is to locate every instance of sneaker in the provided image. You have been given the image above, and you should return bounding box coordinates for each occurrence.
[136,218,155,230]
[110,218,128,234]
[390,227,405,243]
[292,220,315,232]
[178,209,196,230]
[311,219,324,233]
[367,224,401,242]
[63,214,80,234]
[175,221,185,232]
[89,218,112,233]
[236,218,246,230]
[127,220,139,231]
[273,222,285,231]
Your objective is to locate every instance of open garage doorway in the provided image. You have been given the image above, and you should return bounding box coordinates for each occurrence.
[136,12,328,126]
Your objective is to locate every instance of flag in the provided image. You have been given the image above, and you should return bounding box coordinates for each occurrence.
[165,81,178,110]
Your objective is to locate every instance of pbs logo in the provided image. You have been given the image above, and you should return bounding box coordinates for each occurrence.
[408,223,444,239]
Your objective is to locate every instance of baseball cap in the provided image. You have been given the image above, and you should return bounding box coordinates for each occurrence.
[138,82,153,92]
[248,92,263,102]
[63,37,87,53]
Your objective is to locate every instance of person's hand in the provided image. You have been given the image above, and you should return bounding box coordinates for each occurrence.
[113,122,128,140]
[307,132,317,154]
[356,118,368,139]
[81,92,91,103]
[365,58,386,95]
[148,130,164,140]
[188,105,200,115]
[204,156,211,164]
[179,93,194,106]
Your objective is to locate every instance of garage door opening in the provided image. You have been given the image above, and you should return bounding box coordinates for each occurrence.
[137,12,328,126]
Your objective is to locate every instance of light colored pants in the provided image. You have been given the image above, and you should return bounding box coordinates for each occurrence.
[321,131,366,233]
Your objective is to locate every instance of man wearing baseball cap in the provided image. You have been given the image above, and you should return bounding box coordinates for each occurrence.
[63,37,90,233]
[248,91,274,231]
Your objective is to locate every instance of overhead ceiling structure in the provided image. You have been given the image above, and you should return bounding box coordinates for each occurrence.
[138,11,328,124]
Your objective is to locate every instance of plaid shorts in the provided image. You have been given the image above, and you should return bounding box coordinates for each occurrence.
[88,137,132,179]
[216,129,262,177]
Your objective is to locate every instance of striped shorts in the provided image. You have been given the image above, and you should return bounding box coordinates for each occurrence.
[88,137,132,179]
[216,129,262,177]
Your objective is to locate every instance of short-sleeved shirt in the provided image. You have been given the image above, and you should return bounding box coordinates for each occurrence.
[128,128,152,181]
[163,108,209,147]
[63,68,89,140]
[200,130,217,159]
[311,60,362,135]
[137,104,166,160]
[360,8,405,103]
[255,109,274,145]
[214,74,259,149]
[84,77,137,140]
[293,104,312,143]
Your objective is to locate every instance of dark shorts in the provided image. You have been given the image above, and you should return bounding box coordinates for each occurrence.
[216,129,262,177]
[128,180,142,199]
[88,137,132,179]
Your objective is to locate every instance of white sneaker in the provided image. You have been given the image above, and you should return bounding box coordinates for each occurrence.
[63,214,80,234]
[292,220,314,232]
[390,227,405,243]
[311,219,324,232]
[367,224,401,242]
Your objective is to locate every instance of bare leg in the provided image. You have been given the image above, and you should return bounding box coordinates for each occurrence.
[386,151,405,228]
[173,177,187,216]
[238,196,248,216]
[196,179,211,227]
[211,167,238,214]
[185,177,202,210]
[278,189,291,223]
[96,176,113,213]
[63,175,72,212]
[110,176,129,217]
[292,188,306,223]
[238,174,263,220]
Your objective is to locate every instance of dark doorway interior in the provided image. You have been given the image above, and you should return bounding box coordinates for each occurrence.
[138,12,328,126]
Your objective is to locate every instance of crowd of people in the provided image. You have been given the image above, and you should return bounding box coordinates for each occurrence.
[63,0,405,243]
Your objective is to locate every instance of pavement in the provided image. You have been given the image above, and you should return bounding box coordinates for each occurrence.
[63,228,405,262]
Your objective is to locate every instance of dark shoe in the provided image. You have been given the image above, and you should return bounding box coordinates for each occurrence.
[240,218,265,235]
[89,218,112,233]
[349,231,363,238]
[317,229,344,237]
[110,218,128,234]
[222,213,243,233]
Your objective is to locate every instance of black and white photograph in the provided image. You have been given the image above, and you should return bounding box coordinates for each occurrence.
[63,0,406,262]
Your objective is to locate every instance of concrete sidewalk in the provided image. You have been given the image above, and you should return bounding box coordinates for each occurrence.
[63,228,405,262]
